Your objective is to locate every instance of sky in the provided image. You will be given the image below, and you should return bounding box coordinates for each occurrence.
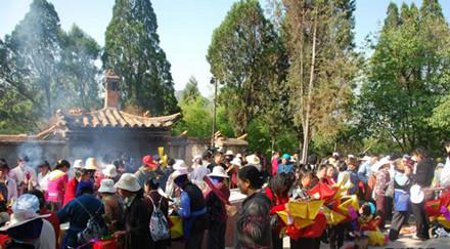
[1,0,449,97]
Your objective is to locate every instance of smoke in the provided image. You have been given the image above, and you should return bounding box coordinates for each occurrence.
[16,142,44,169]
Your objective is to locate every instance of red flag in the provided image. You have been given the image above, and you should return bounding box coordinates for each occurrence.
[307,182,337,202]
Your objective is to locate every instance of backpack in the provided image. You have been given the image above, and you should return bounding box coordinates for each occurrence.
[75,198,106,244]
[147,195,170,241]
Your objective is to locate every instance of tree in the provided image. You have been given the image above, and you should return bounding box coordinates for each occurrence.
[174,78,213,138]
[282,0,357,162]
[359,0,450,152]
[180,76,201,105]
[103,0,179,116]
[6,0,64,118]
[61,25,102,110]
[207,0,287,136]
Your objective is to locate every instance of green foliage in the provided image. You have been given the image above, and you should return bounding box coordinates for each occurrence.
[61,25,102,110]
[358,0,450,152]
[0,0,102,134]
[429,94,450,130]
[207,0,288,136]
[103,0,179,116]
[282,0,358,161]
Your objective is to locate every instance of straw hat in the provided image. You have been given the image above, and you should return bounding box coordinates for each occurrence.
[73,159,84,169]
[208,166,229,178]
[85,157,99,171]
[230,157,242,167]
[245,154,260,166]
[114,173,141,192]
[102,164,118,178]
[98,179,117,193]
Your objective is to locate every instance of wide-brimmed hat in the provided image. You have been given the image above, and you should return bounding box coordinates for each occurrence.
[208,166,229,178]
[114,173,141,192]
[245,154,260,166]
[1,194,50,232]
[173,159,188,170]
[73,159,84,169]
[98,179,117,193]
[0,211,50,232]
[85,157,99,171]
[230,158,242,167]
[12,194,40,213]
[142,155,157,169]
[225,150,234,156]
[102,164,118,178]
[371,156,391,172]
[172,168,189,181]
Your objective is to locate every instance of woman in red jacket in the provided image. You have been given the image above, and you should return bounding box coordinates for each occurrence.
[265,172,295,249]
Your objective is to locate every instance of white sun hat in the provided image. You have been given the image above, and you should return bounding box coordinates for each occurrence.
[114,173,141,192]
[173,159,188,170]
[208,166,229,178]
[171,168,189,180]
[0,194,50,231]
[73,159,84,169]
[98,179,117,193]
[102,164,118,178]
[85,157,99,171]
[230,157,242,167]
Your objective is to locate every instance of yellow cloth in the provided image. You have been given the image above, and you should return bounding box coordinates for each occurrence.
[337,195,359,215]
[277,211,315,229]
[322,206,346,225]
[288,200,324,220]
[366,229,386,246]
[437,216,450,229]
[169,216,183,239]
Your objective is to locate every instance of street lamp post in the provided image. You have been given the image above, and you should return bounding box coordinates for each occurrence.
[210,77,218,148]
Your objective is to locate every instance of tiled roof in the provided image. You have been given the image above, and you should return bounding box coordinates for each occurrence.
[57,108,181,129]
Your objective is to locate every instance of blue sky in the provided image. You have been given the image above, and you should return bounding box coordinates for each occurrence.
[1,0,449,96]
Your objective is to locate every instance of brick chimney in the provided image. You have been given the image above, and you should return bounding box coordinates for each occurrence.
[104,70,120,109]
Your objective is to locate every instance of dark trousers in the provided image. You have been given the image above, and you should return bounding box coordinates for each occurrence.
[207,220,226,249]
[291,237,320,249]
[388,211,410,241]
[375,195,387,229]
[328,224,345,249]
[185,229,205,249]
[272,230,283,249]
[411,202,429,239]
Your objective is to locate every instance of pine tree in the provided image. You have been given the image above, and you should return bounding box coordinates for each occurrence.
[103,0,179,115]
[7,0,63,117]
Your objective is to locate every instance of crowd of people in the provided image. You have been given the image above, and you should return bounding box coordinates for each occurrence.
[0,140,449,249]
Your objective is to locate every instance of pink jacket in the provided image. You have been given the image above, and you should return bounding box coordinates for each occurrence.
[46,170,68,204]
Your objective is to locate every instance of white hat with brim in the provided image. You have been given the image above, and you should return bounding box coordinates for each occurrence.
[225,150,234,156]
[102,164,118,178]
[371,157,391,172]
[172,168,189,181]
[410,184,424,204]
[114,173,141,192]
[73,159,84,169]
[230,158,242,167]
[0,211,50,231]
[360,156,372,161]
[98,179,117,193]
[208,166,229,178]
[85,157,99,171]
[245,154,260,166]
[173,160,188,170]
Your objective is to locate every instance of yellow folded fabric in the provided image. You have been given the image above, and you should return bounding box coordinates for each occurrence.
[288,200,324,220]
[322,206,346,225]
[337,195,359,215]
[277,211,315,229]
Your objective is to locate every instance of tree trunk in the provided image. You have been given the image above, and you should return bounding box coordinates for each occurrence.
[301,9,317,164]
